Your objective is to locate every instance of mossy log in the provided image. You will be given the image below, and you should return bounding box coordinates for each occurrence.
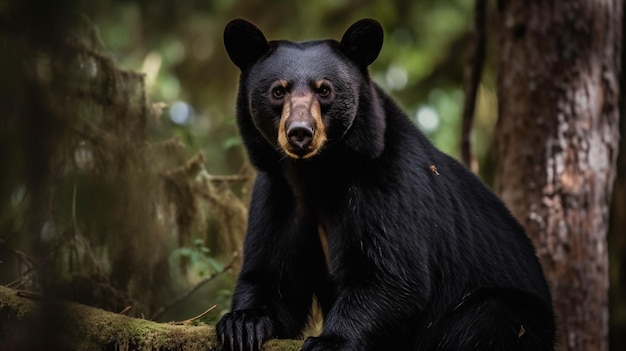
[0,285,302,351]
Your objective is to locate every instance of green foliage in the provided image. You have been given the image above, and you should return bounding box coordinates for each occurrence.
[80,0,483,171]
[170,239,223,282]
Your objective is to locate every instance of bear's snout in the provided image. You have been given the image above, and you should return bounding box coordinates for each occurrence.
[277,92,327,159]
[286,121,314,151]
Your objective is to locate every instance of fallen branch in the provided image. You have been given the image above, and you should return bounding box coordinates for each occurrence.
[0,285,303,351]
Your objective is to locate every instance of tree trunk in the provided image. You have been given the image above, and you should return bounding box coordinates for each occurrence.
[608,5,626,348]
[494,1,622,350]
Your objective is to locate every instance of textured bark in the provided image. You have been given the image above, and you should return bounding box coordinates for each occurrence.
[494,1,622,350]
[608,82,626,347]
[608,5,626,346]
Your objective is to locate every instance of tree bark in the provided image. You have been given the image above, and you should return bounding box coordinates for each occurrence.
[0,285,302,351]
[608,4,626,347]
[494,1,622,350]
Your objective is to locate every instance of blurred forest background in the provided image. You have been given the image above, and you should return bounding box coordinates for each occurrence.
[0,0,624,350]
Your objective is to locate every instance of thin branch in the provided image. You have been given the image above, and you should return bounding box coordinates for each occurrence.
[150,253,239,321]
[206,174,249,182]
[118,305,133,315]
[461,0,487,170]
[5,240,56,289]
[0,239,35,267]
[169,304,218,325]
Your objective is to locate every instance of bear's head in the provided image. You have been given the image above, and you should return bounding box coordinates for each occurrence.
[224,19,385,168]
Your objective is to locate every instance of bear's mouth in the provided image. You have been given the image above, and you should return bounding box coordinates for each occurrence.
[283,146,319,159]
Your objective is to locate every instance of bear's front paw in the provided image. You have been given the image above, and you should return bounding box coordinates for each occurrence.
[215,309,274,351]
[301,335,348,351]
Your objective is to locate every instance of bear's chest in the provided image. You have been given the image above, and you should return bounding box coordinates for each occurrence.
[282,164,344,267]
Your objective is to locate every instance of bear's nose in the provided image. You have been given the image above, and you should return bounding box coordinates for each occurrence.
[286,121,314,150]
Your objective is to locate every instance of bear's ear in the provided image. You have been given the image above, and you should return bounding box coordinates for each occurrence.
[224,19,270,70]
[339,19,383,67]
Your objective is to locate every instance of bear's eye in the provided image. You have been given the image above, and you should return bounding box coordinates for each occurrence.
[272,87,285,99]
[318,86,331,97]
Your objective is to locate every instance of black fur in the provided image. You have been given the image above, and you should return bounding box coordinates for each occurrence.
[217,18,555,351]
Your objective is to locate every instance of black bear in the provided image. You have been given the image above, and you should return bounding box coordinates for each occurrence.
[217,18,555,351]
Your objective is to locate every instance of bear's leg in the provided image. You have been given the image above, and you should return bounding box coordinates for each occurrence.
[417,289,555,351]
[217,173,329,351]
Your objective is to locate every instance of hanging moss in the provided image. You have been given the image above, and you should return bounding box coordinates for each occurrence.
[0,8,245,321]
